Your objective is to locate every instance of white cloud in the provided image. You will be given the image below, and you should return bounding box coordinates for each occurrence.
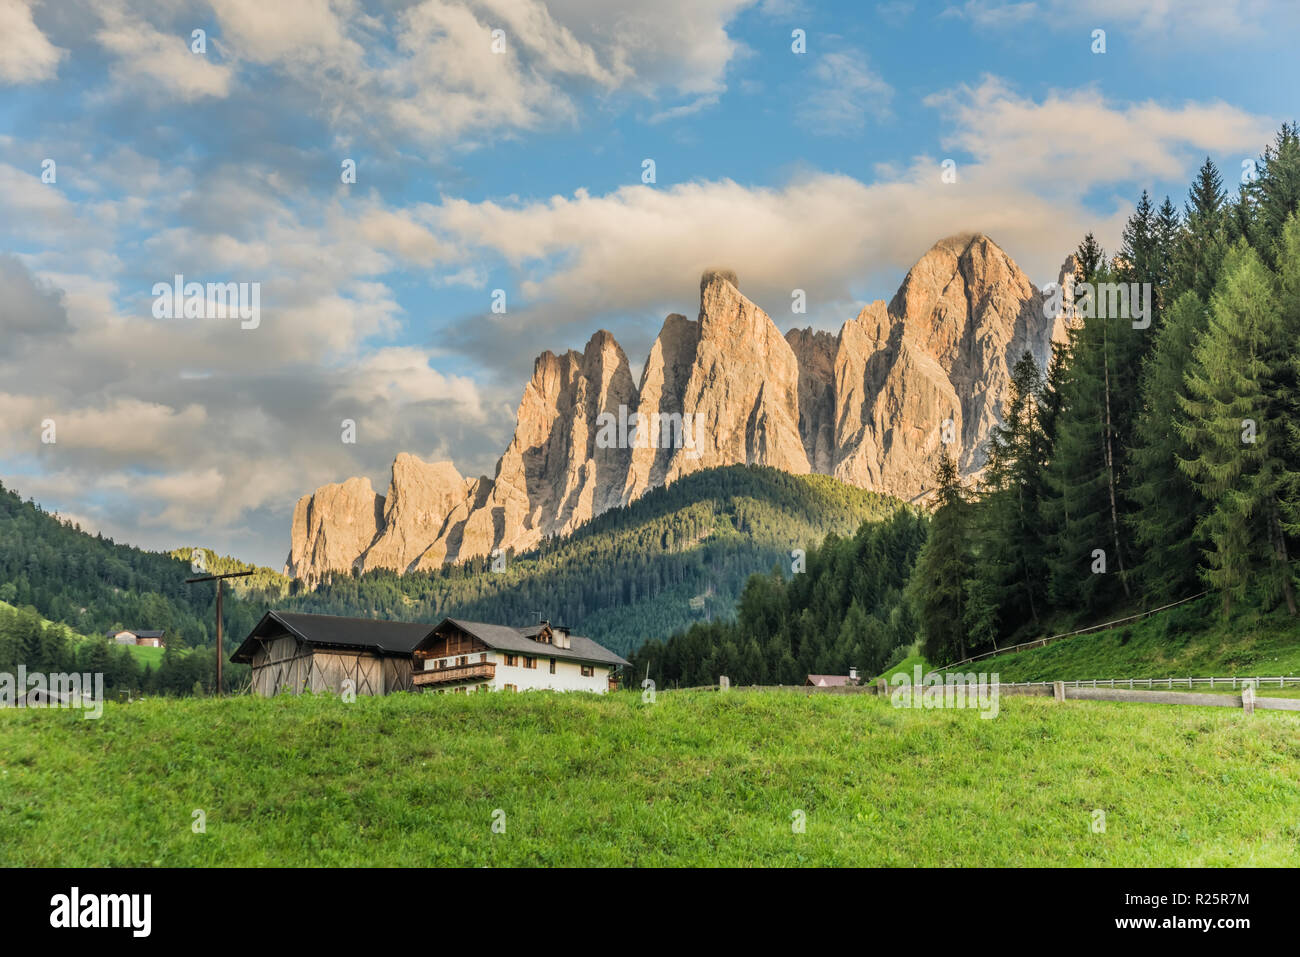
[95,10,233,100]
[0,0,65,84]
[422,78,1274,367]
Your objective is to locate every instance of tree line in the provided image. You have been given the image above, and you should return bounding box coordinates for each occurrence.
[911,125,1300,665]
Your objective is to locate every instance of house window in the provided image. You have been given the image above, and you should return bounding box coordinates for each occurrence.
[504,683,517,692]
[480,653,488,663]
[457,656,467,667]
[505,654,518,667]
[525,656,536,669]
[581,665,594,677]
[549,658,556,674]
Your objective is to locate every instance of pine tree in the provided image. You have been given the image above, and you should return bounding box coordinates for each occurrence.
[906,453,973,663]
[1127,291,1211,602]
[1250,123,1300,266]
[971,351,1050,640]
[1177,241,1298,615]
[1045,240,1132,616]
[1173,158,1228,301]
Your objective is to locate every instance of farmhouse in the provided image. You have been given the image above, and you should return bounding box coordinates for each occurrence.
[230,612,627,697]
[107,629,165,648]
[411,619,628,694]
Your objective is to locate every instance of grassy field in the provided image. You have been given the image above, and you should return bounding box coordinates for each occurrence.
[954,598,1300,683]
[2,689,1297,867]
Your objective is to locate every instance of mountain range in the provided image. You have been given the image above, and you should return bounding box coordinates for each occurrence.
[286,233,1071,584]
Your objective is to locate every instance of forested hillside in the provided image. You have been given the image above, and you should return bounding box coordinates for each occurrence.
[908,125,1300,665]
[0,466,904,691]
[282,466,904,656]
[627,507,926,686]
[0,484,286,647]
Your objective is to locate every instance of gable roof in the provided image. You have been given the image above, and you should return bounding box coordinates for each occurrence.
[434,618,629,667]
[107,629,164,639]
[229,611,438,663]
[805,674,856,687]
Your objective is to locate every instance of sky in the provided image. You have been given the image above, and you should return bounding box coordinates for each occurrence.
[1,0,1297,569]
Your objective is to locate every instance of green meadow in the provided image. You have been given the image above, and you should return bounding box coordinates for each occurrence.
[963,599,1300,683]
[2,689,1297,867]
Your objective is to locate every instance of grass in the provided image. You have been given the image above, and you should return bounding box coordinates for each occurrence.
[876,653,931,684]
[2,689,1297,867]
[962,598,1300,683]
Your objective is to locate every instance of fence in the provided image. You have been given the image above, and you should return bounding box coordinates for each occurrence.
[992,675,1300,691]
[932,591,1209,673]
[697,673,1300,713]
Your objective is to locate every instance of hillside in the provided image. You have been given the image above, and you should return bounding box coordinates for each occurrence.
[285,466,909,656]
[0,482,288,652]
[2,691,1296,866]
[953,598,1300,682]
[0,468,906,664]
[0,599,166,667]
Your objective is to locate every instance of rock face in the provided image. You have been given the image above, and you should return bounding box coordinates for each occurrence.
[285,477,385,583]
[357,454,468,574]
[284,233,1067,581]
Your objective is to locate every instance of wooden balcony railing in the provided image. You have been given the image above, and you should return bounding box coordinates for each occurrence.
[413,662,496,687]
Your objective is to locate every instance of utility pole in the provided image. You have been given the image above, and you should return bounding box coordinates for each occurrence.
[185,570,253,696]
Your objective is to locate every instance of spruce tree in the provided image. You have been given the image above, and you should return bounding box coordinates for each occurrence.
[1045,240,1132,616]
[1177,241,1298,615]
[971,351,1050,640]
[1127,291,1211,602]
[906,453,973,663]
[1250,123,1300,266]
[1173,158,1228,301]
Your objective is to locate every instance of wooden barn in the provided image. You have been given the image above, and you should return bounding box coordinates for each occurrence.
[230,611,430,697]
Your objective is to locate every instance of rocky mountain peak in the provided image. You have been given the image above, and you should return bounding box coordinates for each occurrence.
[286,234,1070,582]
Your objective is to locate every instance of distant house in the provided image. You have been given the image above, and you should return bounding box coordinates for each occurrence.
[805,669,860,688]
[411,619,629,695]
[230,612,628,698]
[107,629,165,648]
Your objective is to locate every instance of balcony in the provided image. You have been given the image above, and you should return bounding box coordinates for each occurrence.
[413,662,496,687]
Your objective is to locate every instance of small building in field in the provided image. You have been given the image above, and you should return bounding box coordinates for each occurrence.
[230,611,424,697]
[107,629,165,648]
[805,670,860,688]
[412,619,628,694]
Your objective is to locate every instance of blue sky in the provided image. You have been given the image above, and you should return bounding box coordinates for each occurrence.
[1,0,1296,567]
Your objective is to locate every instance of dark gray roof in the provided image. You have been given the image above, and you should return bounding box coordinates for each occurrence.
[439,618,629,667]
[230,611,437,663]
[106,629,164,639]
[230,612,628,668]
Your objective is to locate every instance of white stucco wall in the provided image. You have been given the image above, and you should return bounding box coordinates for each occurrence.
[423,651,614,694]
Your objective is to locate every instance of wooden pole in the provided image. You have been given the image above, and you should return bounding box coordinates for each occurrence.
[185,570,252,699]
[216,579,223,696]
